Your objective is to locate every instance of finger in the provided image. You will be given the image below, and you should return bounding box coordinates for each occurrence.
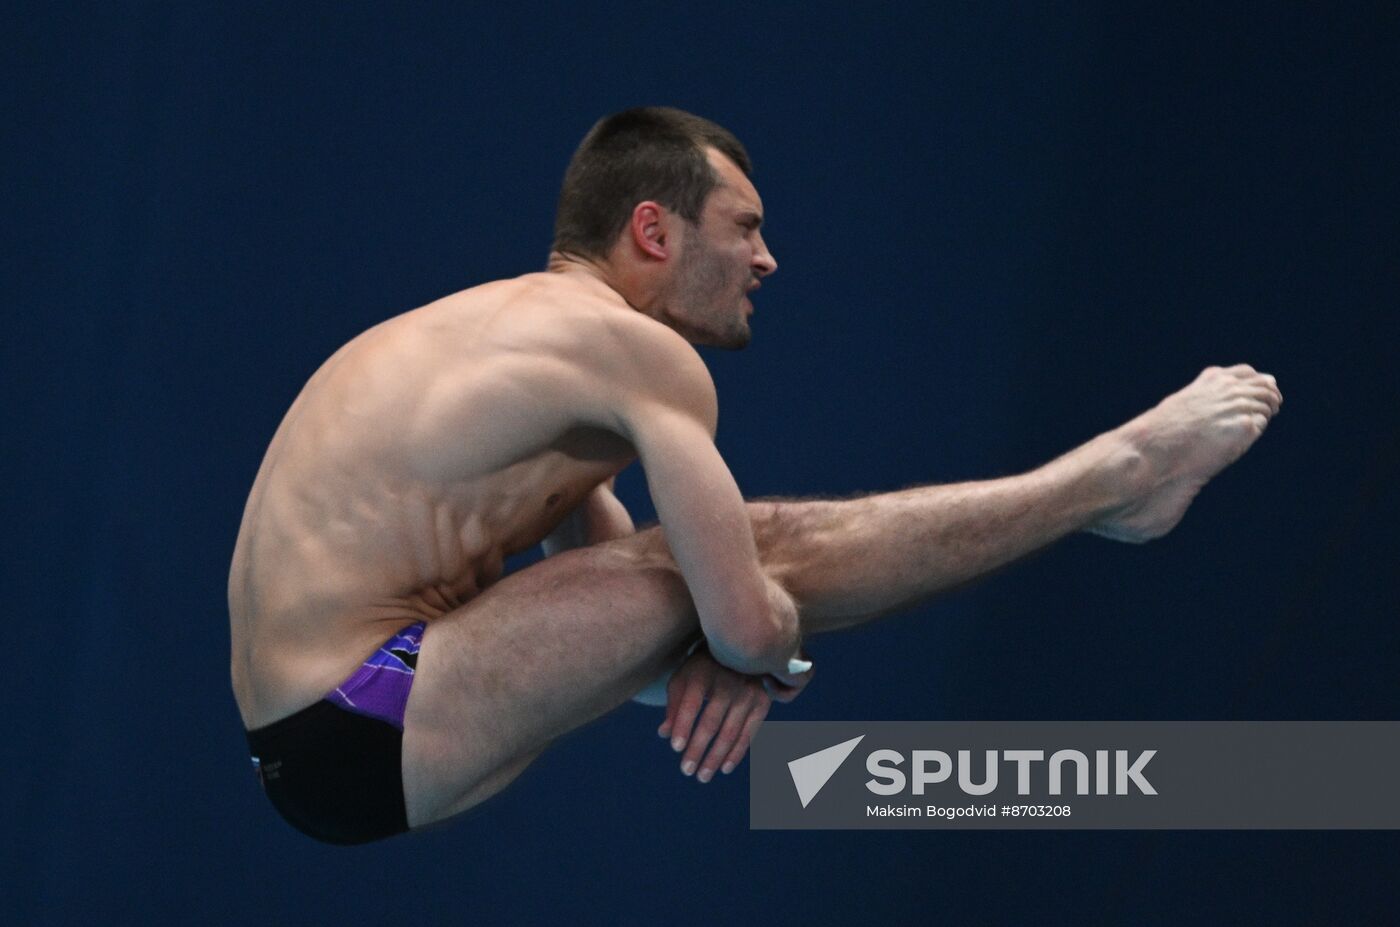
[659,670,686,738]
[720,697,772,775]
[659,665,695,738]
[769,668,807,689]
[659,689,675,739]
[764,676,795,704]
[697,690,756,783]
[681,691,733,777]
[668,666,713,753]
[770,683,799,704]
[771,656,815,690]
[767,670,809,703]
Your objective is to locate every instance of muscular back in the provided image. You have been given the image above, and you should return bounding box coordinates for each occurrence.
[229,272,686,727]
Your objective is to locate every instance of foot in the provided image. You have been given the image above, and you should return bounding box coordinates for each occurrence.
[1088,364,1282,543]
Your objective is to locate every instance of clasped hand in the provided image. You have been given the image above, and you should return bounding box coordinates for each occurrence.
[656,641,813,783]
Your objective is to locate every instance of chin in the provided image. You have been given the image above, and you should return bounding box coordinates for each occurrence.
[672,309,752,350]
[703,318,751,350]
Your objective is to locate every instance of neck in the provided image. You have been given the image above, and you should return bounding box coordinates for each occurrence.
[546,250,667,321]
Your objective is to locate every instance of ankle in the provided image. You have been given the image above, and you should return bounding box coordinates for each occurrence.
[1059,429,1149,523]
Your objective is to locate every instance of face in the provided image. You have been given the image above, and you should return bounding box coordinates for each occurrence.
[663,148,778,349]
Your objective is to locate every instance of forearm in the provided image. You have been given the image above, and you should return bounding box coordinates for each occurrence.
[542,480,635,557]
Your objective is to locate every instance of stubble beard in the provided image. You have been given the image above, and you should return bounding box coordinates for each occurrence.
[671,233,751,350]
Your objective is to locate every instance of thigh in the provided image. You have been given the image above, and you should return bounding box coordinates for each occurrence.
[400,530,697,828]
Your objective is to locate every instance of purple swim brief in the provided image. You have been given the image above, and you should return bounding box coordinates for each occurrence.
[244,620,427,844]
[325,621,426,729]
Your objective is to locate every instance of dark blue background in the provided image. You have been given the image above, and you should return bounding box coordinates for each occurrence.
[5,3,1398,924]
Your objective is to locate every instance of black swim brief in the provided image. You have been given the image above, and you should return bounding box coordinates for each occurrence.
[244,622,425,845]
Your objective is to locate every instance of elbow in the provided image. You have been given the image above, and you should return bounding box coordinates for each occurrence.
[708,618,793,677]
[701,577,800,675]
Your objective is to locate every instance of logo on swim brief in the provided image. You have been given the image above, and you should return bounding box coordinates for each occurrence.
[787,735,866,808]
[388,646,418,670]
[252,757,282,782]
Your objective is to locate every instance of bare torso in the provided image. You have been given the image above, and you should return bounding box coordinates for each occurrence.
[228,272,647,728]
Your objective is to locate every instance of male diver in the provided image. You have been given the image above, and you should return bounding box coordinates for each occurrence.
[230,107,1281,843]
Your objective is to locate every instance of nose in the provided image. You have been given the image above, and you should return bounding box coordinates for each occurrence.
[753,232,777,278]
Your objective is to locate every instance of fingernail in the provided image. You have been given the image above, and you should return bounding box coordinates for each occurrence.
[671,737,685,752]
[698,768,713,783]
[681,760,696,776]
[721,762,735,774]
[658,725,669,737]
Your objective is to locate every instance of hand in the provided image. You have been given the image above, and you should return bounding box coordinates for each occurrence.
[763,648,815,704]
[657,643,772,783]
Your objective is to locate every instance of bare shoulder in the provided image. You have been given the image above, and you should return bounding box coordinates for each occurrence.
[353,272,716,456]
[579,298,716,432]
[484,273,718,437]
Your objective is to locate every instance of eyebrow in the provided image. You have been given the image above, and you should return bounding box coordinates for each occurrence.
[737,211,764,228]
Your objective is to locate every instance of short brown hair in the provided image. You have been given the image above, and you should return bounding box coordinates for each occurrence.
[551,106,753,260]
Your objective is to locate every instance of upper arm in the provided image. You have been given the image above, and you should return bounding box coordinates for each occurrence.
[628,403,781,666]
[570,317,779,663]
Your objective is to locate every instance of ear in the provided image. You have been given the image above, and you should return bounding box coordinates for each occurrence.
[628,201,673,261]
